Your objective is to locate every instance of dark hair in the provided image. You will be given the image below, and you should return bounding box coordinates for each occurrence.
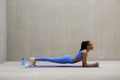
[79,41,90,51]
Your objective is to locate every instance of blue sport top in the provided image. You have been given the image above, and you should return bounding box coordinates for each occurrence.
[76,51,83,61]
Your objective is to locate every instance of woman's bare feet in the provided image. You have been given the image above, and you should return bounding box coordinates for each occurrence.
[29,57,36,66]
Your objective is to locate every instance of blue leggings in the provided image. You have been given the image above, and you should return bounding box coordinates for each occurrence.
[36,55,75,64]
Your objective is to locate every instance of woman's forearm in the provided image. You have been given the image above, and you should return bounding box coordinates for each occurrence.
[82,63,97,67]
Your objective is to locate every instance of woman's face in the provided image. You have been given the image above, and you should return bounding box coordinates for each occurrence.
[87,42,94,50]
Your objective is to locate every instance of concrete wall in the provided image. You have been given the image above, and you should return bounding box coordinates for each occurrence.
[0,0,6,63]
[7,0,120,61]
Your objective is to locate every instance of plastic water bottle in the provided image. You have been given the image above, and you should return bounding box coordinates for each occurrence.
[21,57,25,67]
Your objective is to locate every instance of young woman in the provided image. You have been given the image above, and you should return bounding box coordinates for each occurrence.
[29,41,99,67]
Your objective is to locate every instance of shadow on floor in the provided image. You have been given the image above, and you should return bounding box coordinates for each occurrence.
[27,65,99,68]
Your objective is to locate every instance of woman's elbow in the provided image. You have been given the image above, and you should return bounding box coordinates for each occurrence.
[82,62,88,67]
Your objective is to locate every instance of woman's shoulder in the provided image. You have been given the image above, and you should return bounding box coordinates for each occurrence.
[81,49,87,53]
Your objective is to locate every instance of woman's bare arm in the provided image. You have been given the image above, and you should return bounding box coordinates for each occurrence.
[82,52,99,67]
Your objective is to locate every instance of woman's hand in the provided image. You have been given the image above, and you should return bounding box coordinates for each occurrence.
[94,62,99,67]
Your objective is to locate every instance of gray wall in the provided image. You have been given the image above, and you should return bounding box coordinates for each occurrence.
[7,0,120,61]
[0,0,6,63]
